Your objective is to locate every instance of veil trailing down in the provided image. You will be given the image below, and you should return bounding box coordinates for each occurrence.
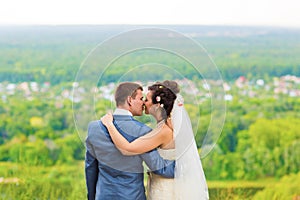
[172,94,209,199]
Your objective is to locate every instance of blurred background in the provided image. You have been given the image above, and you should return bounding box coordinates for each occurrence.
[0,0,300,199]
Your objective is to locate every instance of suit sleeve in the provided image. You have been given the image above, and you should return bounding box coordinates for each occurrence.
[85,122,99,200]
[140,150,175,178]
[85,150,98,200]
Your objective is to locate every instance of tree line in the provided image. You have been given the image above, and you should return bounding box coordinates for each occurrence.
[0,84,299,181]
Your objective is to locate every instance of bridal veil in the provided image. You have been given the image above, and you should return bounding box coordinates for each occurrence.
[172,94,209,199]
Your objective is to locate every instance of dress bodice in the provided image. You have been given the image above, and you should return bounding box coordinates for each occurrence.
[157,148,176,160]
[155,120,176,161]
[146,121,176,200]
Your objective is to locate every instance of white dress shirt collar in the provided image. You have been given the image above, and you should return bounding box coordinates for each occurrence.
[114,108,133,116]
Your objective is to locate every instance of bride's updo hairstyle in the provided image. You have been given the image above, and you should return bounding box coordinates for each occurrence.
[148,80,180,121]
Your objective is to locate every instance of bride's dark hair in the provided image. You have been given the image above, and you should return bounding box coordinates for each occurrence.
[148,80,179,121]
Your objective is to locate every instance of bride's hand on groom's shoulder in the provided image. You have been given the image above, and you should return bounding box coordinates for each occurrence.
[101,112,113,127]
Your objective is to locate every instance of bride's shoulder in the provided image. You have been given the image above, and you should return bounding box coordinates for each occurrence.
[161,123,173,136]
[155,121,173,137]
[159,123,174,149]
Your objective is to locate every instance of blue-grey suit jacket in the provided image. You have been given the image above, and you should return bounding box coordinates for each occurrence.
[85,115,175,200]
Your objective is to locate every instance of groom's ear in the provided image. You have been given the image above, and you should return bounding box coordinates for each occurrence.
[127,96,132,106]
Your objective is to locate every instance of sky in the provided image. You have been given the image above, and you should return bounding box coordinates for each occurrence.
[1,0,300,27]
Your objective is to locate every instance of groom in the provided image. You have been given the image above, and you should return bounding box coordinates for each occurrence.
[85,82,175,200]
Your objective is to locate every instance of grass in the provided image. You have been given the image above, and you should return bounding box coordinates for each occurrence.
[207,180,269,200]
[207,179,275,189]
[0,161,279,200]
[0,161,86,200]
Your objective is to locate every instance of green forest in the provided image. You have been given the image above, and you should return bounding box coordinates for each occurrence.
[0,25,299,199]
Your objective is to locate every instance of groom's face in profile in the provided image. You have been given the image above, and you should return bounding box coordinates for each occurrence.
[129,89,144,116]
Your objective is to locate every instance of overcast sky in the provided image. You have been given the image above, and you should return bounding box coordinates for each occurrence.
[1,0,300,27]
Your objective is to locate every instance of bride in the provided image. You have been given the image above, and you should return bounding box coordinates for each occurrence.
[101,80,209,199]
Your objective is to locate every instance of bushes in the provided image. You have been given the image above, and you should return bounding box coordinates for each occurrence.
[253,172,300,200]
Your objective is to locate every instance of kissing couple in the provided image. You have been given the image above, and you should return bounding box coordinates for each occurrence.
[85,80,209,199]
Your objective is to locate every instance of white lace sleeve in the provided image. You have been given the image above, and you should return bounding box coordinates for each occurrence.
[172,94,209,199]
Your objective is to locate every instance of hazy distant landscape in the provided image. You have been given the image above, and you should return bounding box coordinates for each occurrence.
[1,25,300,84]
[0,25,299,199]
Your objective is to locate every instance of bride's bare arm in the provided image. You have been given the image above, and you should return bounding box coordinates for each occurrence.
[101,113,171,155]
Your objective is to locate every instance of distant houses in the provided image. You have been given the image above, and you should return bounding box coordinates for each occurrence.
[0,75,299,104]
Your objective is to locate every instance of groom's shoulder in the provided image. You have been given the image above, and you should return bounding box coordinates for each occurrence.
[130,118,152,132]
[130,118,145,126]
[115,115,151,131]
[87,120,107,140]
[87,120,104,133]
[88,120,100,128]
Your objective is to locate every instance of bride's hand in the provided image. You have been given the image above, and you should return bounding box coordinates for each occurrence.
[101,112,113,127]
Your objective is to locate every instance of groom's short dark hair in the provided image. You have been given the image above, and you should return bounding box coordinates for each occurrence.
[115,82,143,107]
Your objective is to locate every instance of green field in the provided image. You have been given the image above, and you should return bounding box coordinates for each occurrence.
[1,162,299,199]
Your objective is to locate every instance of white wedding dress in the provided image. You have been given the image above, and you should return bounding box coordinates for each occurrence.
[147,94,209,199]
[147,148,176,199]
